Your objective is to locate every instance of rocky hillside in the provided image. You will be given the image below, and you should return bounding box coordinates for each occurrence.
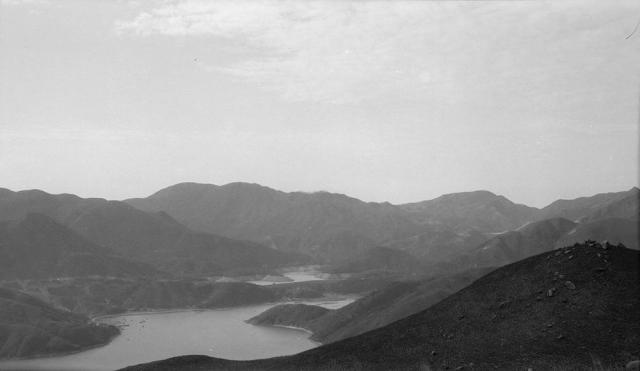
[555,217,638,250]
[122,242,640,370]
[0,287,118,359]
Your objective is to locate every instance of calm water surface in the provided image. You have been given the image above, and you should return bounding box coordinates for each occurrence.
[0,298,354,371]
[248,266,328,286]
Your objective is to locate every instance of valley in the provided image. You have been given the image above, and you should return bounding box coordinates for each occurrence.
[0,298,355,371]
[0,183,638,370]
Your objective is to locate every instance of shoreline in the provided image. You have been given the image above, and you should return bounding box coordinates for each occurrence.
[2,296,355,365]
[91,294,358,322]
[0,327,120,363]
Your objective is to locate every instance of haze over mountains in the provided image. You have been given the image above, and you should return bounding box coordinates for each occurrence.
[1,182,636,279]
[0,187,307,278]
[127,182,639,268]
[1,182,637,367]
[0,287,118,359]
[0,213,161,280]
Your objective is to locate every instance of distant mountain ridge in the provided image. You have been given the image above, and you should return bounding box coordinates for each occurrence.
[0,188,307,277]
[400,190,539,232]
[0,213,161,280]
[125,182,638,265]
[537,187,639,222]
[1,183,636,273]
[126,182,425,262]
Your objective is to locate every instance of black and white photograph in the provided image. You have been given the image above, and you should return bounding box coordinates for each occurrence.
[0,1,638,370]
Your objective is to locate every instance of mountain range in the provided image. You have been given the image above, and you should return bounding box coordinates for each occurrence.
[126,182,639,268]
[1,183,636,279]
[0,182,637,368]
[0,188,308,278]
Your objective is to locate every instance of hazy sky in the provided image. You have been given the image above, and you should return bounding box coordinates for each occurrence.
[1,0,638,207]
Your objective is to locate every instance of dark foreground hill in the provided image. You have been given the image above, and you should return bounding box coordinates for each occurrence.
[0,287,118,359]
[121,242,640,370]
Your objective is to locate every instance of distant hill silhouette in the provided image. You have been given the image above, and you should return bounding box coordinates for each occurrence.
[126,182,639,267]
[0,188,307,277]
[401,190,539,232]
[3,184,636,275]
[121,242,640,370]
[0,213,161,279]
[456,217,578,269]
[0,287,118,359]
[581,187,639,222]
[125,183,549,263]
[126,182,423,262]
[537,187,638,222]
[381,223,489,263]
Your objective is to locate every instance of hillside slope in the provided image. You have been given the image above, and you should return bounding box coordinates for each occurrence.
[401,190,538,232]
[0,188,307,276]
[248,268,489,344]
[555,217,639,250]
[0,213,161,280]
[7,279,278,316]
[455,217,577,269]
[0,287,118,359]
[581,188,639,223]
[122,242,640,370]
[537,187,638,222]
[126,182,423,262]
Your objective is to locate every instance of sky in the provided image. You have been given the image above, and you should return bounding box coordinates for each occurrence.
[0,0,638,207]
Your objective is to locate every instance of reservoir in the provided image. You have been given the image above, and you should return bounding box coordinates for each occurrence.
[0,298,354,371]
